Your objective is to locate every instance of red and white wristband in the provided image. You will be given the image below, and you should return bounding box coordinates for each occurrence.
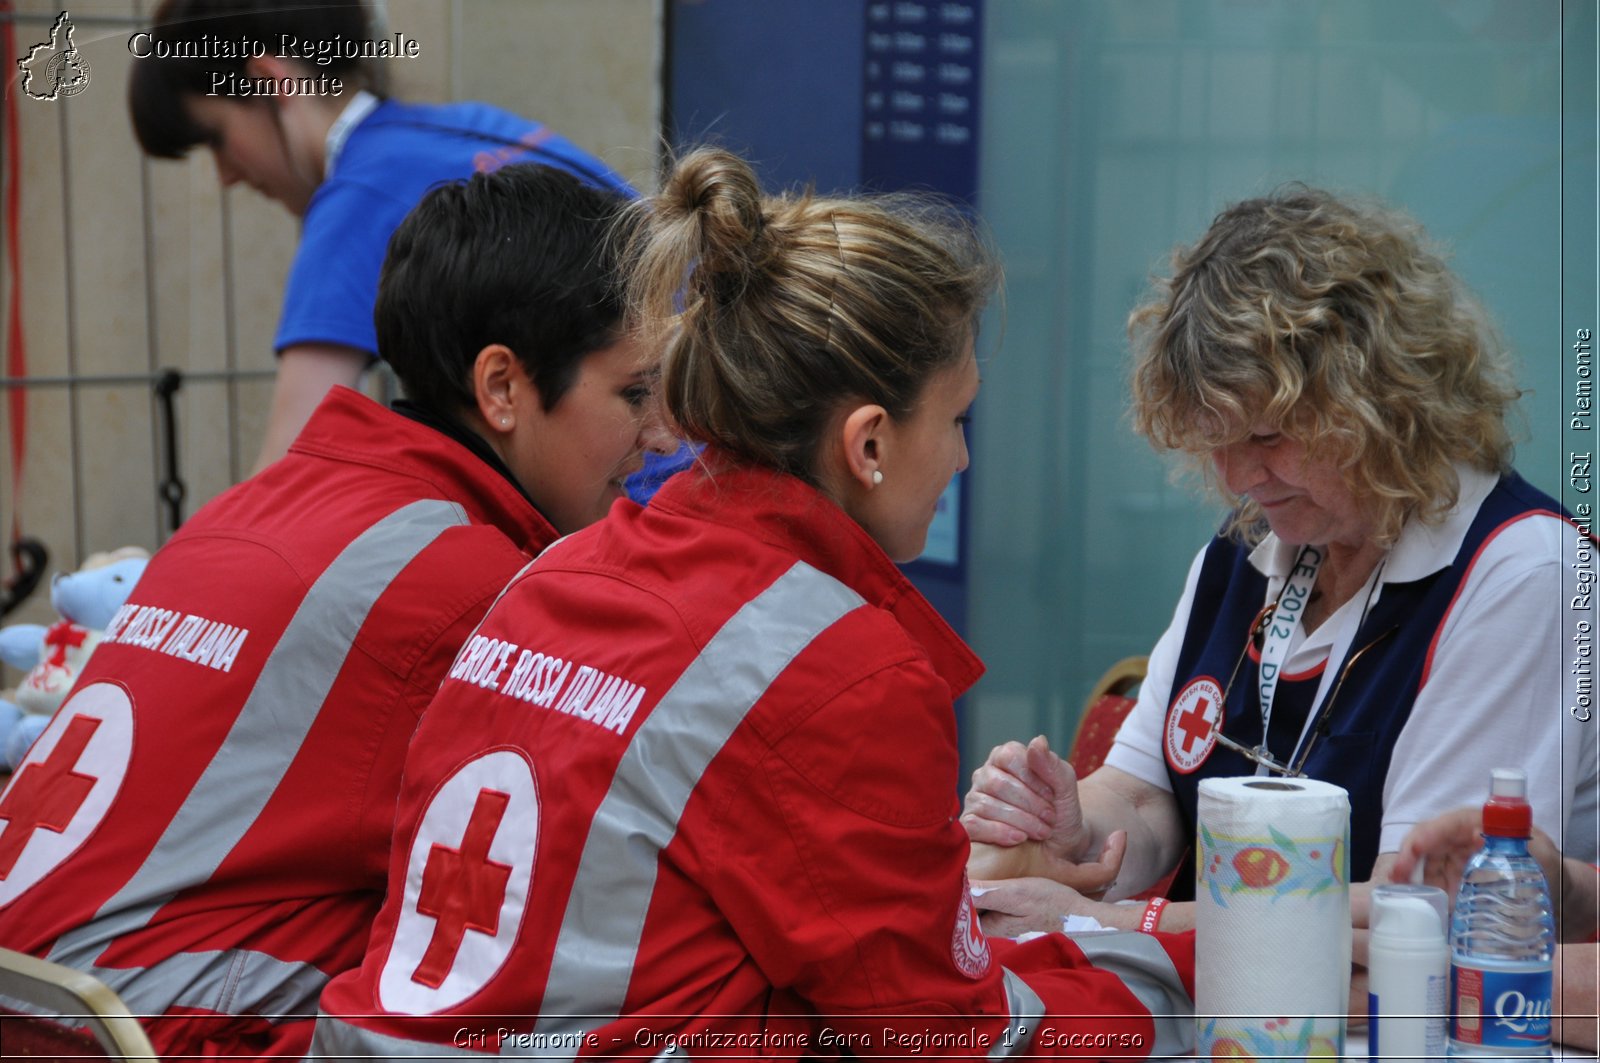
[1138,897,1168,933]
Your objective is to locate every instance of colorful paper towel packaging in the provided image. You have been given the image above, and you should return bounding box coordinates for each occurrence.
[1195,776,1352,1060]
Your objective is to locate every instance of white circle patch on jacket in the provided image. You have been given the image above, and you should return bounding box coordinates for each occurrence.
[378,749,539,1014]
[0,681,133,906]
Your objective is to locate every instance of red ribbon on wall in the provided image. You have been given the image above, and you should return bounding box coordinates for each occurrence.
[1,0,30,554]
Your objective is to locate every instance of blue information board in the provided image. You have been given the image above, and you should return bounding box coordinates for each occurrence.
[861,0,984,203]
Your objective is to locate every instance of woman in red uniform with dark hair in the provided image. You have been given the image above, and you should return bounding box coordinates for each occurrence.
[311,147,1195,1060]
[0,164,674,1059]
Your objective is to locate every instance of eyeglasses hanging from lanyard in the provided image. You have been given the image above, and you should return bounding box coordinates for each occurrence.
[1209,545,1396,777]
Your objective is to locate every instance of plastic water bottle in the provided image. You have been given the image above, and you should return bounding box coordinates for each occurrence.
[1447,768,1555,1059]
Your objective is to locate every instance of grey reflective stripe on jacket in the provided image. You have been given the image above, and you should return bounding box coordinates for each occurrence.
[310,1020,493,1060]
[533,560,864,1033]
[312,560,865,1059]
[48,499,470,1024]
[987,967,1046,1059]
[1065,932,1194,1057]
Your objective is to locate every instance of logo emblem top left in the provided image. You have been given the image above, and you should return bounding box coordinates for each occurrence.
[17,12,92,101]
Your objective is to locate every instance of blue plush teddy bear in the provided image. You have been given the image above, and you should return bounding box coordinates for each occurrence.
[0,548,148,770]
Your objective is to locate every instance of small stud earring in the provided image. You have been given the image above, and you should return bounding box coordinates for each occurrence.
[871,470,884,485]
[501,417,511,428]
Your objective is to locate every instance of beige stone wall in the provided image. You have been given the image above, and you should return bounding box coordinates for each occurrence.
[443,0,662,191]
[0,0,661,636]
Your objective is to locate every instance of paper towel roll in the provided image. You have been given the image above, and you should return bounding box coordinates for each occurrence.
[1195,776,1351,1061]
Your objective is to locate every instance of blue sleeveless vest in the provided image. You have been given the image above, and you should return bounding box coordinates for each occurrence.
[1162,472,1564,897]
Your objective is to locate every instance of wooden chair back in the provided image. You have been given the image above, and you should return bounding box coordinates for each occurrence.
[0,947,157,1061]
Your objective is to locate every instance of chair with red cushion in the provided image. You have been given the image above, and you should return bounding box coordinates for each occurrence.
[1067,655,1146,778]
[1067,656,1181,899]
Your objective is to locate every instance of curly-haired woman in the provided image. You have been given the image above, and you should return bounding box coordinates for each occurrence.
[965,186,1599,937]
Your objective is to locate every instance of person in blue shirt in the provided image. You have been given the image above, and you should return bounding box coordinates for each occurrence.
[128,0,637,476]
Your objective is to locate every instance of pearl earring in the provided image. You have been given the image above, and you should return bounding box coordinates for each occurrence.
[871,470,884,485]
[501,417,511,427]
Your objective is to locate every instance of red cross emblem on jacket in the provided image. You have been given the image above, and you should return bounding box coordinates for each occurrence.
[412,788,514,988]
[0,715,102,878]
[375,749,539,1015]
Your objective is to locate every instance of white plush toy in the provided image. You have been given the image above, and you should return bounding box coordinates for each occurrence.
[0,546,149,769]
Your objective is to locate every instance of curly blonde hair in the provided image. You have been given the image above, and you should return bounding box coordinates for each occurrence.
[1129,185,1520,546]
[622,147,997,483]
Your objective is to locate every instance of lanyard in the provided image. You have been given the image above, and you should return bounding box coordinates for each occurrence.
[1255,543,1324,767]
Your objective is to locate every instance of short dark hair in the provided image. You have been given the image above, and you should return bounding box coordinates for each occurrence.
[128,0,383,159]
[376,164,634,416]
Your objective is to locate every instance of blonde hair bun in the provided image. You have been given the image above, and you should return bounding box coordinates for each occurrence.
[624,146,998,482]
[658,149,770,298]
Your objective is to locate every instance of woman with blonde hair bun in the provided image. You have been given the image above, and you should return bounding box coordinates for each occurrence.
[309,147,1196,1060]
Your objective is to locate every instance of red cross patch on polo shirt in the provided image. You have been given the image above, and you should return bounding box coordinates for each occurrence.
[0,682,134,906]
[378,748,540,1014]
[1164,676,1224,775]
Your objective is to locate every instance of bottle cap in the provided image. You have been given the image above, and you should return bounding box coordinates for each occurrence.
[1370,884,1448,944]
[1483,767,1532,837]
